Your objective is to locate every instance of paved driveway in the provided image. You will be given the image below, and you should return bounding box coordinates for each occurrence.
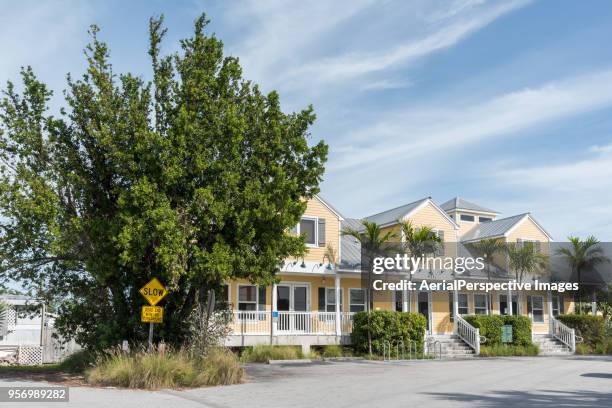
[1,356,611,407]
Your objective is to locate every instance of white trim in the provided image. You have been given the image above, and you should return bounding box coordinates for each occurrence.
[314,195,344,220]
[402,199,460,230]
[297,216,318,248]
[504,214,553,241]
[452,208,499,216]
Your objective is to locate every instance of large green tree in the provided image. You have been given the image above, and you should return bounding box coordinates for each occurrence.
[0,15,327,349]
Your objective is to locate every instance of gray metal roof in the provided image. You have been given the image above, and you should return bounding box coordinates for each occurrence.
[363,197,429,227]
[461,213,527,242]
[339,218,363,270]
[440,197,499,214]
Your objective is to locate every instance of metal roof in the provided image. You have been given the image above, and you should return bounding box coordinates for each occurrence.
[362,197,429,227]
[440,197,499,214]
[339,218,363,270]
[461,213,528,242]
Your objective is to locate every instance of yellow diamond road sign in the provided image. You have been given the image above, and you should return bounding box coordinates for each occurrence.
[141,306,164,323]
[139,278,168,306]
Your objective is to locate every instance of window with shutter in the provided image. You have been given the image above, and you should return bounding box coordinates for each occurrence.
[318,287,326,311]
[318,218,326,246]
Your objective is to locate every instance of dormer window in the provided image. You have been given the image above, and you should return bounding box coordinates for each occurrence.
[460,214,475,222]
[479,217,492,223]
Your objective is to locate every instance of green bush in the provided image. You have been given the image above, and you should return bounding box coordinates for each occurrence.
[575,343,590,355]
[557,314,606,351]
[351,311,427,354]
[239,345,301,363]
[86,347,243,389]
[479,344,539,357]
[464,315,504,346]
[59,349,96,373]
[463,315,532,346]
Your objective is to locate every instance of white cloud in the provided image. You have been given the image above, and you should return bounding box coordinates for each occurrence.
[360,78,413,91]
[328,69,612,171]
[277,0,530,90]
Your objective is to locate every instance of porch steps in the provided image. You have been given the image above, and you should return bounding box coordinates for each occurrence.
[533,334,572,356]
[428,335,476,359]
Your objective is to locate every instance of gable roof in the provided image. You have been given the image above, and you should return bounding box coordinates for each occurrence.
[461,213,552,242]
[363,197,459,229]
[314,195,344,220]
[440,197,499,214]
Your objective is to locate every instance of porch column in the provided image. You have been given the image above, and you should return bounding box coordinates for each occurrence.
[507,285,513,315]
[335,275,341,336]
[592,291,597,316]
[402,276,409,312]
[452,288,458,332]
[271,283,278,339]
[547,290,553,334]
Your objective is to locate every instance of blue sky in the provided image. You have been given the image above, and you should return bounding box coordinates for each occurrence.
[2,0,612,240]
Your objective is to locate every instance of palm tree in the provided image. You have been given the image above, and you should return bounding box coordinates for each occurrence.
[469,238,506,314]
[398,220,441,312]
[556,236,610,314]
[507,242,549,284]
[342,220,397,355]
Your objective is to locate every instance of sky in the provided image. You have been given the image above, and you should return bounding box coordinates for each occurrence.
[1,0,612,240]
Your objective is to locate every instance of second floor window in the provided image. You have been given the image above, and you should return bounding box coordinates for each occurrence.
[460,214,475,222]
[293,217,326,247]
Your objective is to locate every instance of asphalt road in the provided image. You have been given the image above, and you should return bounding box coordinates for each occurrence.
[1,356,611,407]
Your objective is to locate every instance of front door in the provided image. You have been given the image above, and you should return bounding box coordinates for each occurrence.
[277,283,309,331]
[418,291,431,333]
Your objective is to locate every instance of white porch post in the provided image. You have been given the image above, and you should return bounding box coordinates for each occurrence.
[507,286,513,315]
[271,283,278,338]
[335,275,341,336]
[453,288,458,333]
[402,280,409,312]
[592,291,597,316]
[547,290,553,334]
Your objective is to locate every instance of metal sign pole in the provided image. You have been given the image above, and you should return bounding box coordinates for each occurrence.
[148,322,154,352]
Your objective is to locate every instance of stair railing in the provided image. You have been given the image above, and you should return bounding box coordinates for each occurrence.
[455,315,480,355]
[550,316,576,352]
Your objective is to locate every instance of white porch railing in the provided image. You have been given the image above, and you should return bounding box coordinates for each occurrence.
[551,316,575,352]
[230,311,355,336]
[455,315,480,355]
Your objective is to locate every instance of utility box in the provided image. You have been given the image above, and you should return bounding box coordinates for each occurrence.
[502,325,513,343]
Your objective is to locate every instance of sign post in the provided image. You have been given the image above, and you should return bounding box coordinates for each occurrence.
[139,278,168,352]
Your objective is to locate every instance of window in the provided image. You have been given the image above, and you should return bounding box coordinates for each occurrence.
[458,293,469,315]
[479,217,492,223]
[299,218,316,246]
[318,287,344,312]
[460,214,475,222]
[215,284,230,309]
[552,294,564,316]
[528,295,544,323]
[517,238,541,253]
[474,294,488,315]
[238,285,266,311]
[349,289,366,312]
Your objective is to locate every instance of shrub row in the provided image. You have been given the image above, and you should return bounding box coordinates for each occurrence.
[479,344,539,357]
[351,311,427,354]
[464,315,532,346]
[557,314,607,352]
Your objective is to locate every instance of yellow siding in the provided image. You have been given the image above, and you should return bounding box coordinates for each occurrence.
[294,197,341,263]
[405,201,458,257]
[432,291,453,333]
[505,217,549,243]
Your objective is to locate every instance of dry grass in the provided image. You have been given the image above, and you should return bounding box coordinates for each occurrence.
[86,347,243,389]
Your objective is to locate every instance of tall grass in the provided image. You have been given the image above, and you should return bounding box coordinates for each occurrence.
[479,344,539,357]
[240,345,302,363]
[86,347,243,389]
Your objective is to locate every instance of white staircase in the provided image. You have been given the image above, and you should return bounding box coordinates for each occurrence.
[533,334,572,356]
[428,334,476,358]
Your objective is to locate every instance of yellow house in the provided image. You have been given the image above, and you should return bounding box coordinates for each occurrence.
[224,196,577,356]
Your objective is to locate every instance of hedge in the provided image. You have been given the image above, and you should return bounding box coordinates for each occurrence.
[351,311,427,354]
[557,315,606,350]
[464,315,532,346]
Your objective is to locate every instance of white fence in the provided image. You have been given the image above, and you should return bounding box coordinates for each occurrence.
[230,311,355,335]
